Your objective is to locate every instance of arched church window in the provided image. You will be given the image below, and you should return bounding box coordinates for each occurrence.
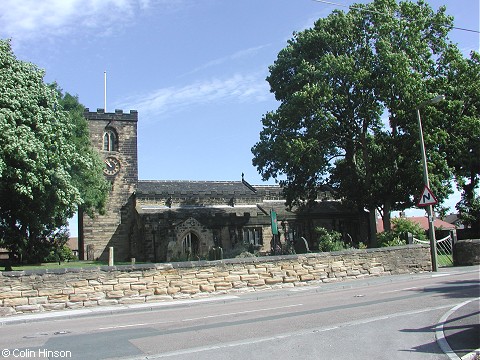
[103,129,117,151]
[182,233,199,256]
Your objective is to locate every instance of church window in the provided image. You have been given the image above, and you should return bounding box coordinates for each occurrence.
[103,129,117,151]
[182,233,199,256]
[243,227,263,246]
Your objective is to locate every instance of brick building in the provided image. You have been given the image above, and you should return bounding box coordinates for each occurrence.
[79,109,370,262]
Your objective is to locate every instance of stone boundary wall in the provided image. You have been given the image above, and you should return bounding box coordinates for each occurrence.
[454,239,480,266]
[0,245,431,316]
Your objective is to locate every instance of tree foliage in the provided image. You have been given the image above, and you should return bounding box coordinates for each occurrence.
[436,50,480,232]
[377,217,426,247]
[50,83,110,218]
[315,227,348,252]
[0,39,108,262]
[252,0,469,241]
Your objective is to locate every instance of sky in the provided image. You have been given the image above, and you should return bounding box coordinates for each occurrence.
[0,0,478,236]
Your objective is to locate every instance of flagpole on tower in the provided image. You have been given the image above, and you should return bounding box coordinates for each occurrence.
[104,71,107,112]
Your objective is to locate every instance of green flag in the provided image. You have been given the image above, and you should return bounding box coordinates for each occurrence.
[271,210,278,235]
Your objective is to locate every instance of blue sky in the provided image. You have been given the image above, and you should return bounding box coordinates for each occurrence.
[0,0,478,236]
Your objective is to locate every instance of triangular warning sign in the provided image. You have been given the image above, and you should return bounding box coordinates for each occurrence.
[417,185,438,207]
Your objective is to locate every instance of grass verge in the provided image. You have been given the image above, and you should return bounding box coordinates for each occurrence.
[1,260,142,271]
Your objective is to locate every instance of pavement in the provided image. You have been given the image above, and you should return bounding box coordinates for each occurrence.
[1,265,479,359]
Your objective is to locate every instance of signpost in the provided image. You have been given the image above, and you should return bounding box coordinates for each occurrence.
[415,95,444,272]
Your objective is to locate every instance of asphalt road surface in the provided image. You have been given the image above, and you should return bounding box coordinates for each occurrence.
[0,266,478,360]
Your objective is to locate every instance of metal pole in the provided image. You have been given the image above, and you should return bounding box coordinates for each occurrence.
[416,108,438,272]
[104,71,107,112]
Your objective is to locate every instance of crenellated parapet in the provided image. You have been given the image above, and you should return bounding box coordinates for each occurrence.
[84,108,138,122]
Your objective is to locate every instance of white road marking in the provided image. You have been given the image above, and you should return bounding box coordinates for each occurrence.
[124,304,457,359]
[98,321,175,330]
[380,286,420,294]
[97,304,303,331]
[181,304,303,322]
[432,273,451,277]
[435,298,479,360]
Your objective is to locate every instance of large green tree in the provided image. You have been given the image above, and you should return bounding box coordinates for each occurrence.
[252,0,459,245]
[0,39,108,262]
[437,50,480,232]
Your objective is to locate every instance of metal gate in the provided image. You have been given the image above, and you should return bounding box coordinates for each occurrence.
[413,234,454,267]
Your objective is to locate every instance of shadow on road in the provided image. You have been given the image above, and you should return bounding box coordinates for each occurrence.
[419,279,480,299]
[398,340,447,356]
[398,279,479,357]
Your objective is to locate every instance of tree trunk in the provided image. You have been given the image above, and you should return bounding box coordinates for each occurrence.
[382,201,392,232]
[464,175,480,233]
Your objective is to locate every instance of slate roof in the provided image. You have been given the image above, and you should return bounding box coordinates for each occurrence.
[135,180,350,217]
[443,214,459,224]
[137,180,281,197]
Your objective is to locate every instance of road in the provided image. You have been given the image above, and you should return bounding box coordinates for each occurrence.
[0,266,478,360]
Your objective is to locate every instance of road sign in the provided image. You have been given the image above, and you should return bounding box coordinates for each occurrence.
[417,185,438,207]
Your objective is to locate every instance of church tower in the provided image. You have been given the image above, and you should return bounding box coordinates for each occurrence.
[79,108,138,261]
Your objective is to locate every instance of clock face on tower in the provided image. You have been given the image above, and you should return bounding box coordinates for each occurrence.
[104,156,121,176]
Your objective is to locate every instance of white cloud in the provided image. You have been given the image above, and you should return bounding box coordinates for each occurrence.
[0,0,157,42]
[182,45,271,77]
[119,73,272,119]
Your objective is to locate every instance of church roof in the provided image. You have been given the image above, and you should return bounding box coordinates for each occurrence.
[137,180,281,197]
[135,180,350,218]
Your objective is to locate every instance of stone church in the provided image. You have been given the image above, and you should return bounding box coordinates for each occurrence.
[79,109,371,262]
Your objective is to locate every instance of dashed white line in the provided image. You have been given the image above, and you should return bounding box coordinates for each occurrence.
[98,304,303,331]
[181,304,303,322]
[124,303,456,359]
[432,273,451,278]
[380,286,420,294]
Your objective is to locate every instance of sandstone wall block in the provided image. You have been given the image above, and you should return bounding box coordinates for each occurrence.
[42,303,66,311]
[264,277,284,285]
[199,284,215,292]
[4,298,28,307]
[0,291,22,299]
[154,288,168,295]
[38,289,63,297]
[28,296,48,305]
[146,295,173,302]
[66,302,84,310]
[16,304,41,313]
[106,290,125,299]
